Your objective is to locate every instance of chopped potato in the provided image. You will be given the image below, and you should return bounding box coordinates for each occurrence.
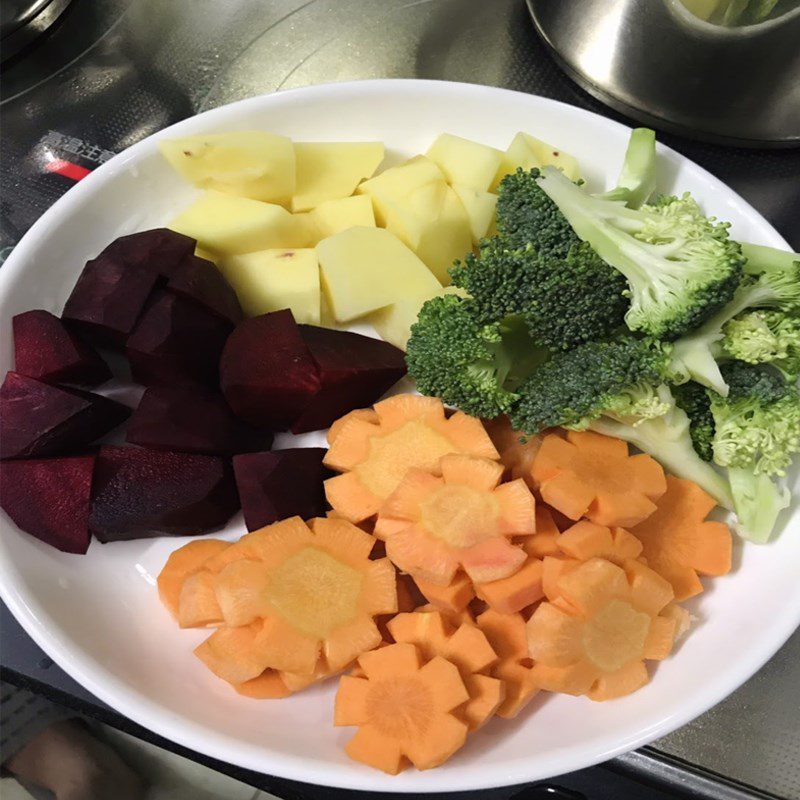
[492,131,581,188]
[159,132,295,204]
[451,184,498,244]
[426,133,504,193]
[291,142,385,211]
[310,195,376,240]
[317,227,440,323]
[170,190,309,255]
[220,248,320,323]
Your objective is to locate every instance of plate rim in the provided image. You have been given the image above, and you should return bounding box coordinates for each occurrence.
[0,78,797,793]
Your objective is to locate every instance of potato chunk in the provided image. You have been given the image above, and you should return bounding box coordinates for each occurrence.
[426,133,503,193]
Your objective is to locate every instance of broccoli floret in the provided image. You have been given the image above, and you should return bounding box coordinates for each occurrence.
[722,310,800,379]
[587,386,734,510]
[709,362,800,476]
[668,266,800,395]
[406,294,546,419]
[450,236,628,351]
[673,381,715,461]
[727,468,790,544]
[741,242,800,276]
[536,167,745,339]
[598,128,657,209]
[508,338,672,432]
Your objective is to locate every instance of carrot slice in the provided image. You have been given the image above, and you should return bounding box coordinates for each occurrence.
[526,557,679,701]
[327,408,379,445]
[474,557,544,615]
[521,506,561,558]
[556,520,643,565]
[483,416,542,487]
[178,570,224,628]
[194,622,270,685]
[334,642,470,774]
[234,670,292,699]
[324,394,499,523]
[541,556,581,603]
[475,609,539,718]
[531,430,666,528]
[380,454,533,586]
[157,539,230,618]
[630,475,732,601]
[387,610,504,730]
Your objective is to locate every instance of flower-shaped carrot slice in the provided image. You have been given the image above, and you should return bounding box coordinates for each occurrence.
[556,520,643,565]
[527,557,681,701]
[520,506,562,558]
[335,642,470,774]
[323,395,499,523]
[387,610,504,730]
[631,475,732,601]
[380,453,535,586]
[196,516,397,681]
[532,430,667,528]
[413,573,476,613]
[475,608,539,718]
[157,539,230,618]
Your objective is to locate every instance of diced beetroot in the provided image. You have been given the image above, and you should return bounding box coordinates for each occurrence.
[62,254,162,347]
[0,454,95,554]
[292,326,407,433]
[98,228,196,278]
[12,310,112,386]
[126,386,272,455]
[233,448,330,532]
[126,291,232,389]
[166,255,243,326]
[89,445,239,541]
[219,310,321,430]
[0,372,130,460]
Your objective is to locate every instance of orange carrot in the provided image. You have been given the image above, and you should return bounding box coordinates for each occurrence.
[483,416,542,487]
[234,670,292,699]
[474,557,544,615]
[157,539,230,618]
[413,572,476,613]
[556,520,643,565]
[178,570,224,628]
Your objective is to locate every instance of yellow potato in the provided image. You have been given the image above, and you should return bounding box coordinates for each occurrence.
[310,195,376,240]
[357,156,444,225]
[492,132,581,189]
[317,227,440,323]
[170,190,309,255]
[220,248,320,323]
[425,133,503,193]
[451,184,498,244]
[291,142,385,211]
[384,185,472,284]
[159,132,295,204]
[194,247,218,264]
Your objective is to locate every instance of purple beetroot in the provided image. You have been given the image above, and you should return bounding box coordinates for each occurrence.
[62,229,196,346]
[233,448,329,532]
[220,310,321,430]
[89,445,240,541]
[12,310,112,386]
[126,291,232,389]
[292,326,407,433]
[165,255,243,326]
[126,386,272,456]
[0,454,95,554]
[0,372,130,460]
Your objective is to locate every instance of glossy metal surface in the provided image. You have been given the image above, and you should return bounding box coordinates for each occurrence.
[527,0,800,146]
[0,0,73,61]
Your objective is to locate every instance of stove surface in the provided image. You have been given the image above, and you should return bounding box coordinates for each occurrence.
[1,1,799,798]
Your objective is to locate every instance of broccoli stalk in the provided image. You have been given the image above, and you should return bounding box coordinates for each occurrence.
[587,385,734,510]
[669,268,800,395]
[741,242,800,276]
[536,166,744,339]
[727,468,790,544]
[598,128,657,209]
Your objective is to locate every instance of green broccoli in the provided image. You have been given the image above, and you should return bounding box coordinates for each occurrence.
[536,166,745,339]
[405,294,546,419]
[668,267,800,395]
[722,310,800,379]
[508,337,672,432]
[741,242,800,276]
[598,127,657,209]
[673,381,715,461]
[706,362,800,542]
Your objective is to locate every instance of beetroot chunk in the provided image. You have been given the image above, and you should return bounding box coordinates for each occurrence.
[13,310,112,386]
[220,310,321,430]
[126,291,232,389]
[166,255,243,326]
[0,372,130,460]
[89,445,239,541]
[0,454,95,554]
[98,228,196,278]
[292,326,407,433]
[126,386,272,456]
[233,448,329,532]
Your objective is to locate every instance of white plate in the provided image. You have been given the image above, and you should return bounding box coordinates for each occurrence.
[1,80,798,793]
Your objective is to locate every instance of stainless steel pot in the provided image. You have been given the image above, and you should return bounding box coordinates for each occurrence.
[527,0,800,146]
